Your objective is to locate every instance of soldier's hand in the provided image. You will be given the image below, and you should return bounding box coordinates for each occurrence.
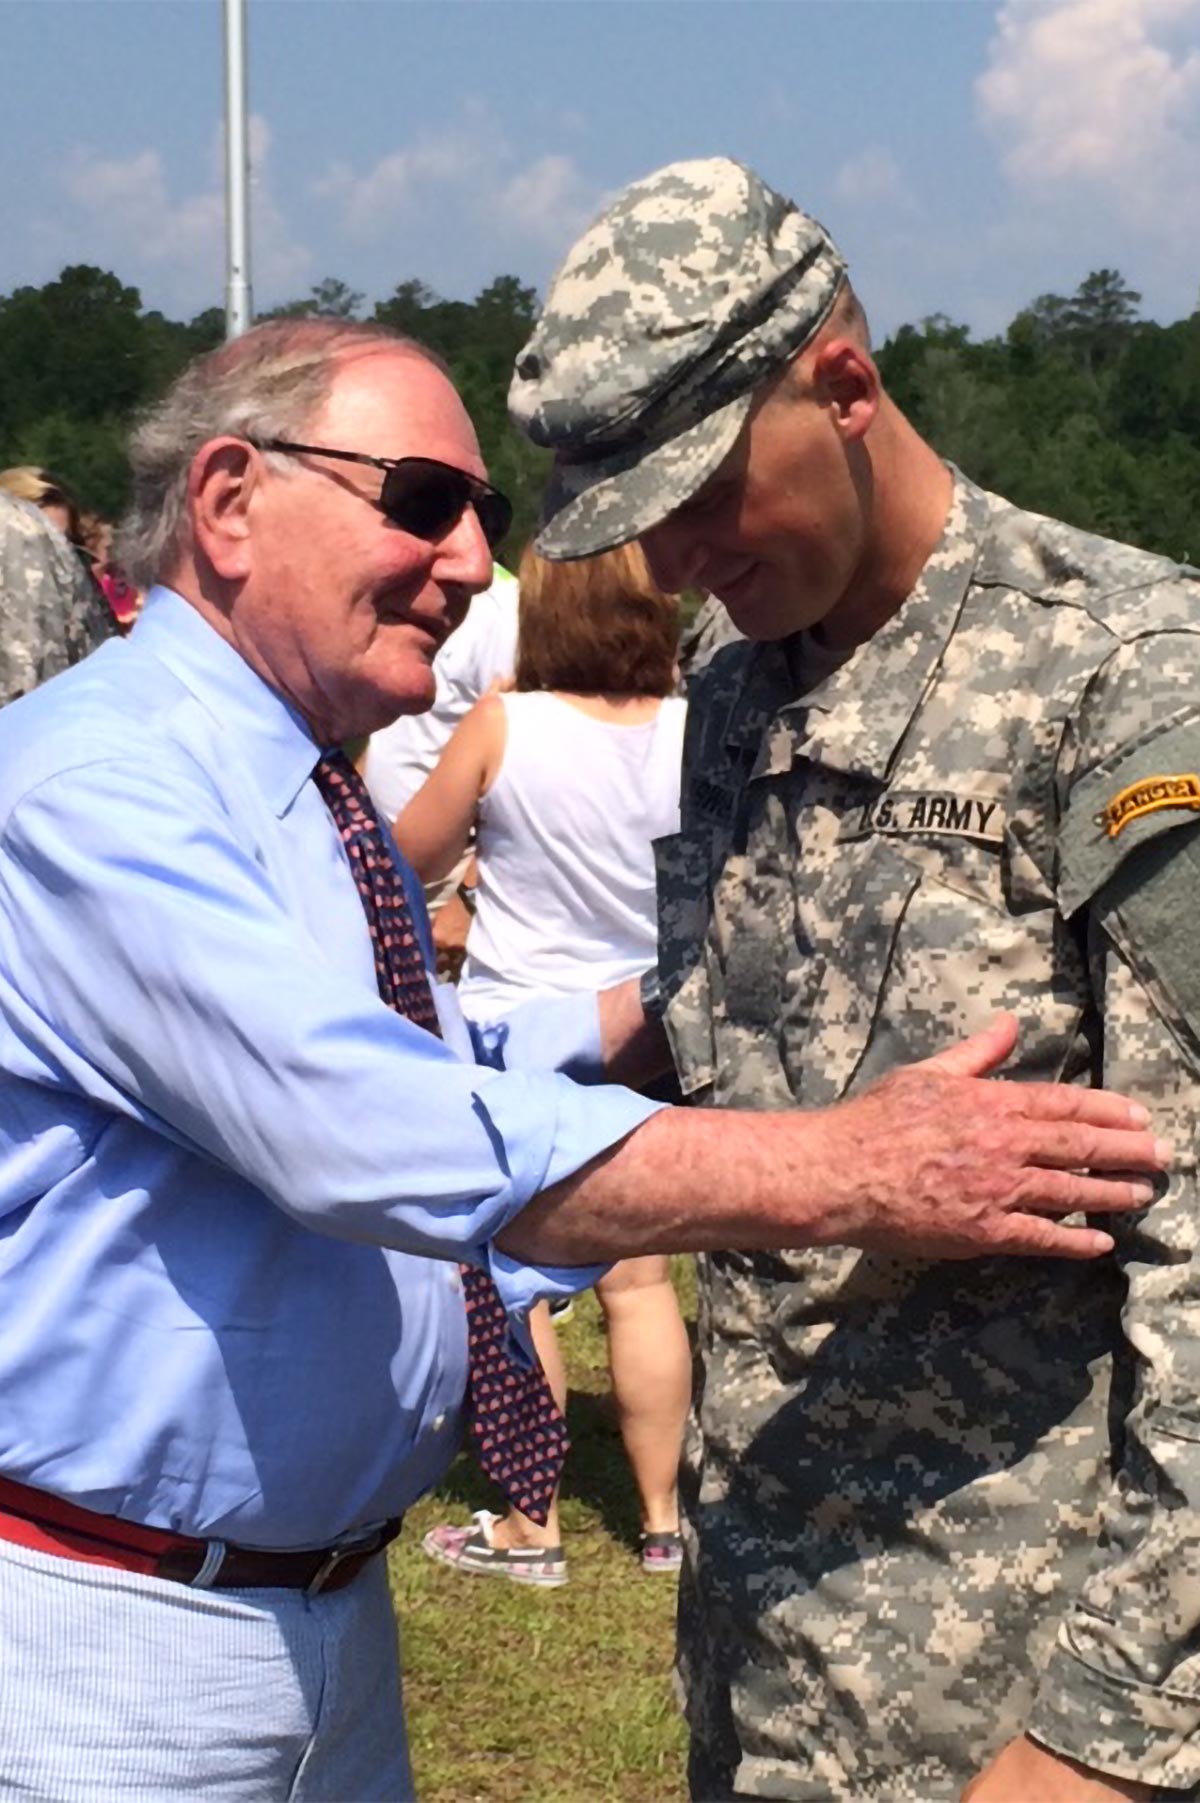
[812,1014,1168,1261]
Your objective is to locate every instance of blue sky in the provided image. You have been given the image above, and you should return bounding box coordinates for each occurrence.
[5,0,1198,341]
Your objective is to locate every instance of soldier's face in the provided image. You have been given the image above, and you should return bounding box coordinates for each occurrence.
[640,362,873,642]
[235,349,493,743]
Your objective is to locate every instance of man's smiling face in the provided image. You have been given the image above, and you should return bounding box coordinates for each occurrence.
[233,345,494,742]
[638,353,876,644]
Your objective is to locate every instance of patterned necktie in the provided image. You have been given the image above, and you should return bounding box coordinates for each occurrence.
[312,749,568,1525]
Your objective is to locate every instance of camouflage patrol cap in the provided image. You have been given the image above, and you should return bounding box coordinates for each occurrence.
[509,157,846,560]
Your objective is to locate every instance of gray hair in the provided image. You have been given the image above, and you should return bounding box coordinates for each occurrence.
[115,317,440,590]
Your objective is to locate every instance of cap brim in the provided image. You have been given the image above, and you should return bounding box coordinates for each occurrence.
[533,389,755,562]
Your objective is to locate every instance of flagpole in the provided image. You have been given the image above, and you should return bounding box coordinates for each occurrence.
[223,0,253,338]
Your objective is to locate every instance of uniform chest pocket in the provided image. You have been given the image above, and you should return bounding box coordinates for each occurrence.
[795,811,1033,1102]
[787,839,924,1107]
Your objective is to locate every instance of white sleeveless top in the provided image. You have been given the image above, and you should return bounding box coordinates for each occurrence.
[457,691,687,1017]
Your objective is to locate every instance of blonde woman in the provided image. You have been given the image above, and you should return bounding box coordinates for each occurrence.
[0,466,84,545]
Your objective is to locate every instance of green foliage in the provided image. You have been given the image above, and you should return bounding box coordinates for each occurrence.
[876,269,1200,563]
[265,276,366,321]
[2,261,1197,567]
[3,410,134,517]
[0,269,212,519]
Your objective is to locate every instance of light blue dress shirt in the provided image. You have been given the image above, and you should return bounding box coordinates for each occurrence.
[0,589,662,1549]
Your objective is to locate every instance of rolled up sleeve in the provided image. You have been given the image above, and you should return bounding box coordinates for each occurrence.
[458,982,666,1316]
[0,757,663,1293]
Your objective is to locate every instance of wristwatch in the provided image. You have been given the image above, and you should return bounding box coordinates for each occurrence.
[639,965,666,1020]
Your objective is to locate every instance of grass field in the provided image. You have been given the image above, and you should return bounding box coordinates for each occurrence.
[389,1262,696,1803]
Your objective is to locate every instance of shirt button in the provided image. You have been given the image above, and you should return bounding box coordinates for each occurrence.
[432,1414,446,1433]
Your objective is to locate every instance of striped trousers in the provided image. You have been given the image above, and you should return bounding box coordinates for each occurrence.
[0,1538,414,1800]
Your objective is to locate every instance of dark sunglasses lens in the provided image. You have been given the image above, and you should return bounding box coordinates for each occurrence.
[475,489,513,552]
[381,466,464,541]
[382,463,512,552]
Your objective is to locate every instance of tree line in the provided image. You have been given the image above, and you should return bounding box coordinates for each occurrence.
[1,263,1197,566]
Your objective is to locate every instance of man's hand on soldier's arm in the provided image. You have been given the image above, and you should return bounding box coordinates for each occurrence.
[501,1011,1167,1266]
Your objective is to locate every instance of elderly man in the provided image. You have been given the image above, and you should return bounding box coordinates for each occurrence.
[0,317,1163,1801]
[510,160,1200,1803]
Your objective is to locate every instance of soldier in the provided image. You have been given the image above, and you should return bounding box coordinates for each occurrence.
[509,158,1200,1802]
[0,490,114,706]
[677,589,744,690]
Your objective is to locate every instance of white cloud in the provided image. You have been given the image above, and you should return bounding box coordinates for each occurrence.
[312,121,603,255]
[976,0,1200,231]
[496,154,599,246]
[57,114,310,308]
[833,146,915,210]
[63,148,224,269]
[313,132,489,236]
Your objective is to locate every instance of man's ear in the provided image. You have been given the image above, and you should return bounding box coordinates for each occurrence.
[188,437,260,581]
[808,339,880,444]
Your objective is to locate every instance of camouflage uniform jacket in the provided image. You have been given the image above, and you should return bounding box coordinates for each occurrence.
[658,473,1200,1799]
[0,495,113,707]
[678,593,745,691]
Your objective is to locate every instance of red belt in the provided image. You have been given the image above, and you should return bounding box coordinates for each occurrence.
[0,1474,401,1595]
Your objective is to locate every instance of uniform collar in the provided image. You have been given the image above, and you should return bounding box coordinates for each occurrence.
[133,587,321,817]
[741,471,992,785]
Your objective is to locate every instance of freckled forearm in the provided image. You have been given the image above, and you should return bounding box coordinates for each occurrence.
[496,1106,838,1264]
[496,1031,1167,1269]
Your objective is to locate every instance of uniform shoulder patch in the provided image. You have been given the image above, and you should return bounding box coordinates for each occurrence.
[1098,773,1200,840]
[1058,711,1200,915]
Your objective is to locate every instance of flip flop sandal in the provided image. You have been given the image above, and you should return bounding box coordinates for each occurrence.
[422,1509,568,1587]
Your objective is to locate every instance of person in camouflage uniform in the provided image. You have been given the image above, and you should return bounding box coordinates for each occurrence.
[677,590,743,690]
[0,492,114,707]
[510,157,1200,1802]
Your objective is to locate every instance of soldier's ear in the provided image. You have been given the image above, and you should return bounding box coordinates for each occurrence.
[809,339,879,444]
[188,438,259,582]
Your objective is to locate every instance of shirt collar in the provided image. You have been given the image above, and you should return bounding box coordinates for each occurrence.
[133,587,321,816]
[742,470,991,785]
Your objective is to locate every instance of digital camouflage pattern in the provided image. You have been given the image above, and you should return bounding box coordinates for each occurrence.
[0,494,113,707]
[678,593,745,692]
[656,473,1200,1799]
[508,158,845,562]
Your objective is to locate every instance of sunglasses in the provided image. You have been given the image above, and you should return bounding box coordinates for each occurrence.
[253,440,513,553]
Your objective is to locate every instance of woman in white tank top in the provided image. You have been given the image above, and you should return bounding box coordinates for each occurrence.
[395,543,692,1586]
[454,685,685,1012]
